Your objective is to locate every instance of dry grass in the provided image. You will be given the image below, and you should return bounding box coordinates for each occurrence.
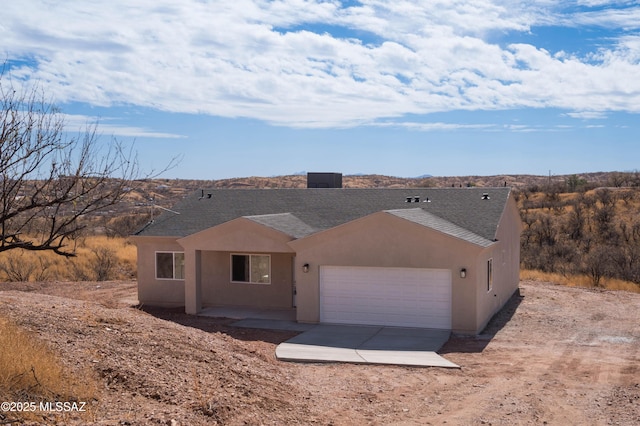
[0,236,136,282]
[521,269,640,293]
[0,316,97,422]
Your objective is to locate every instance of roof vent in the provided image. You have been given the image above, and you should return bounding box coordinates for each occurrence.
[307,172,343,188]
[482,193,490,200]
[414,196,420,203]
[423,197,431,203]
[405,197,412,203]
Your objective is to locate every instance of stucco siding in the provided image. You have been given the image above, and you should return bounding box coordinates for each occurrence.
[475,195,522,333]
[177,217,295,253]
[131,236,185,307]
[290,212,484,333]
[200,251,294,308]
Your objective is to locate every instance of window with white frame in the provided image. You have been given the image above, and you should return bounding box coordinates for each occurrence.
[487,258,493,292]
[156,252,185,280]
[231,254,270,284]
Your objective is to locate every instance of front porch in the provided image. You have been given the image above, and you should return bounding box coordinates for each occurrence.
[199,305,296,321]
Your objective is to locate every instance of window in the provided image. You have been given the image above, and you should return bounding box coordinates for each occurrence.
[156,252,185,280]
[231,254,270,284]
[487,258,493,292]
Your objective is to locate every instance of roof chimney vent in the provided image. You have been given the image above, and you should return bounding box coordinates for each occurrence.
[482,193,490,200]
[307,172,343,188]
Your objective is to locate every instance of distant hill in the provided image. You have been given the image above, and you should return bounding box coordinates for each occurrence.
[126,171,638,210]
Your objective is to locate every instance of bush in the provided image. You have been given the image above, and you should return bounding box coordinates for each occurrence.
[520,187,640,288]
[0,252,52,282]
[91,247,117,281]
[0,236,136,282]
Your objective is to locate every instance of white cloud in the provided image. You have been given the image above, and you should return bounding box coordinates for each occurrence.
[566,7,640,30]
[62,114,186,139]
[372,121,496,131]
[96,124,187,139]
[2,0,639,128]
[565,111,608,119]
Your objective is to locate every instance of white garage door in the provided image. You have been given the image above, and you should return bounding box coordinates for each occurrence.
[320,266,452,329]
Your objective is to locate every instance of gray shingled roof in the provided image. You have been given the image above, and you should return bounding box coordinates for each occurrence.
[386,208,494,247]
[244,213,317,238]
[135,187,512,244]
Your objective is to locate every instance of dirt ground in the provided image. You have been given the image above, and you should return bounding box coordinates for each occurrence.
[0,280,638,425]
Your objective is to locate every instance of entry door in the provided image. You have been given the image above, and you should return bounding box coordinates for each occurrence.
[319,266,452,329]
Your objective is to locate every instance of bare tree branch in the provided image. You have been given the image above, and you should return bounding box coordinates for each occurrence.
[0,70,152,257]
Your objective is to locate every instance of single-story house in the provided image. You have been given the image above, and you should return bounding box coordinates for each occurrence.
[131,176,522,335]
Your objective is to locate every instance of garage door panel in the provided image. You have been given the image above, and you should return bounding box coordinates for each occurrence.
[320,266,452,329]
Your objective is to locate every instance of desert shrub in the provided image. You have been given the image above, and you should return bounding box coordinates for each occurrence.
[563,202,585,240]
[0,252,37,282]
[66,257,93,281]
[584,245,613,287]
[0,251,53,282]
[565,174,588,192]
[103,214,151,237]
[520,187,640,288]
[619,189,635,205]
[90,247,117,281]
[64,236,136,281]
[594,204,617,242]
[85,236,137,280]
[0,236,136,282]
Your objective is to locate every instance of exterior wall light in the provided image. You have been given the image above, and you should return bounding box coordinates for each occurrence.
[303,263,310,273]
[460,268,467,278]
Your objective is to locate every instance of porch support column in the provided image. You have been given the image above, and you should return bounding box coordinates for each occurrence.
[185,249,202,314]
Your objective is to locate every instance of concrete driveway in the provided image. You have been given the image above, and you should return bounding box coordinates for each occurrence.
[274,324,459,368]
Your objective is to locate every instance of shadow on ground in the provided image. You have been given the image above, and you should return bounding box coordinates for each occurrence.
[440,288,524,354]
[139,305,300,345]
[139,287,524,353]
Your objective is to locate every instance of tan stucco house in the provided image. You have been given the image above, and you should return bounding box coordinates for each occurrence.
[131,181,522,335]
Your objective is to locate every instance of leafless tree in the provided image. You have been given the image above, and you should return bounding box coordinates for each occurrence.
[619,189,635,205]
[607,172,630,188]
[564,201,585,240]
[1,73,143,257]
[584,245,612,287]
[595,187,617,208]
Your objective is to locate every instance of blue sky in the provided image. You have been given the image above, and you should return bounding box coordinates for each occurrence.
[3,1,639,179]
